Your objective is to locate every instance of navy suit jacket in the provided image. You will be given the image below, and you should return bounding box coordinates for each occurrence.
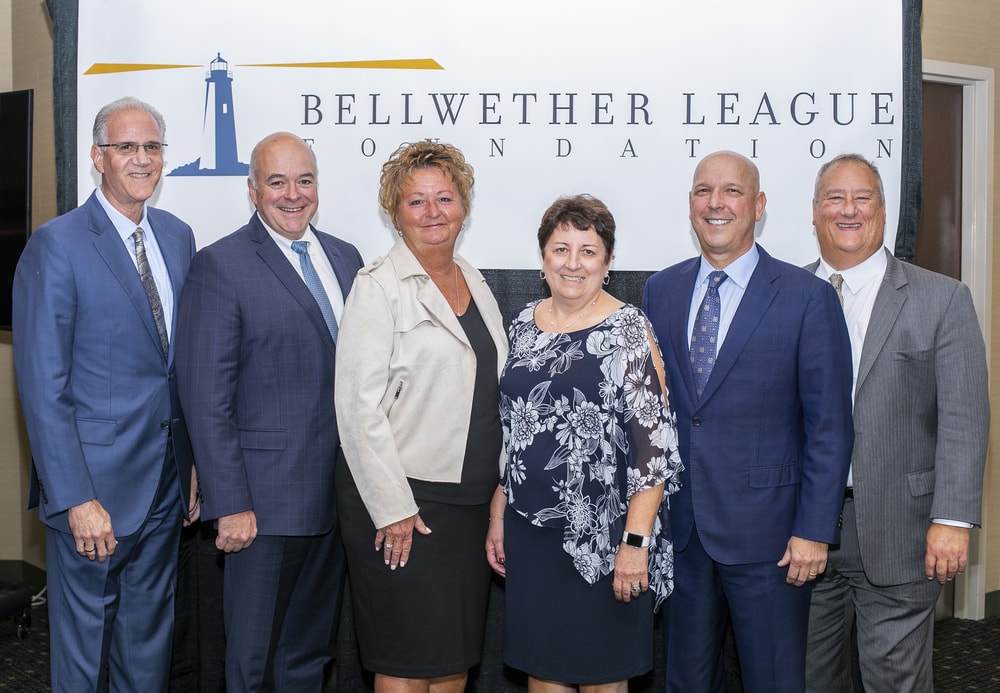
[642,245,854,564]
[175,215,363,536]
[13,191,196,536]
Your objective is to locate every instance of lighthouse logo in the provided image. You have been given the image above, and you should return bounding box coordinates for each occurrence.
[169,53,249,177]
[82,53,444,178]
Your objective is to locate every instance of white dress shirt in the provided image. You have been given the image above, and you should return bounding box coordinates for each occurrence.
[815,246,887,407]
[96,187,175,339]
[260,217,346,321]
[686,244,759,351]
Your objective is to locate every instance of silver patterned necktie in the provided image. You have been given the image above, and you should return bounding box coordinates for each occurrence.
[690,270,727,398]
[132,228,169,360]
[291,240,339,341]
[829,272,845,307]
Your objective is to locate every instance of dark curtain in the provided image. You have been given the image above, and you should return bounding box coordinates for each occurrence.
[45,0,77,217]
[44,2,924,690]
[895,0,924,261]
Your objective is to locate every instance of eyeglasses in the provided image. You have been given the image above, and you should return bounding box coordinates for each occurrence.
[97,142,167,156]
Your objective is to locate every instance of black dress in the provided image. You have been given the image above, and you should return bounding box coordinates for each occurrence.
[336,298,501,679]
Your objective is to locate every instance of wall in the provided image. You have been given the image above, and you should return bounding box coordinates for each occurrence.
[921,0,1000,603]
[0,0,54,570]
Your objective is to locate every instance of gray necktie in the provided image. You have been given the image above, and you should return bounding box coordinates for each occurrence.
[690,270,727,398]
[829,273,845,307]
[291,240,339,341]
[132,229,169,360]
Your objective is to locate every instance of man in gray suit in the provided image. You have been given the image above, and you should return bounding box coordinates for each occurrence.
[804,154,989,692]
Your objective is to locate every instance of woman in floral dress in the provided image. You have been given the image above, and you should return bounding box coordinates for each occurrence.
[486,195,683,692]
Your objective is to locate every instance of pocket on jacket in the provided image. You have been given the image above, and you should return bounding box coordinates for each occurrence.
[906,468,935,497]
[76,418,116,445]
[893,347,933,361]
[394,307,441,334]
[748,461,803,488]
[239,429,288,450]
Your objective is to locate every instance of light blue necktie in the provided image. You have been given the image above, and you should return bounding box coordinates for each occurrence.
[291,240,338,341]
[690,270,727,398]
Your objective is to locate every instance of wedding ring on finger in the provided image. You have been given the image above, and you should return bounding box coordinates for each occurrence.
[384,543,394,549]
[631,584,641,595]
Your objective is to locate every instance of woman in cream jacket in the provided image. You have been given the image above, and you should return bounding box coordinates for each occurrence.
[334,140,507,693]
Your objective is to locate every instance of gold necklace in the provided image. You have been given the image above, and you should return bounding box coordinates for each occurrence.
[547,294,600,331]
[450,264,463,314]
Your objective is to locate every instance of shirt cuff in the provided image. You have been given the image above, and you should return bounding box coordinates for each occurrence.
[931,518,974,528]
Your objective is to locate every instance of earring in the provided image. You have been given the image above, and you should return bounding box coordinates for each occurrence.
[539,270,546,280]
[397,230,403,237]
[603,273,610,285]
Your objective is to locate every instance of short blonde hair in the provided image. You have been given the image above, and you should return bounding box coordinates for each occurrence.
[378,140,475,227]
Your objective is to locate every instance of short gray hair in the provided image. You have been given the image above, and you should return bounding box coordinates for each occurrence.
[813,153,885,204]
[92,97,166,145]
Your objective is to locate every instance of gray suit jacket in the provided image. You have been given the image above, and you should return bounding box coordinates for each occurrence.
[808,249,989,586]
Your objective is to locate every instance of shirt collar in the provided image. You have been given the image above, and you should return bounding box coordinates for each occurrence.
[817,246,887,294]
[256,212,319,252]
[697,243,759,290]
[95,186,150,243]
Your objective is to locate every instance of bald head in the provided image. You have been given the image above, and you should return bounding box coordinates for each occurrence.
[688,150,767,269]
[249,132,317,191]
[692,150,761,194]
[247,132,320,240]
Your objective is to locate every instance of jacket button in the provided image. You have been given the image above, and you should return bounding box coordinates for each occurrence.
[692,416,701,427]
[160,420,170,429]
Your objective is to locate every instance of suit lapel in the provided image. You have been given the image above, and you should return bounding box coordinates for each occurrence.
[87,195,166,363]
[149,211,192,363]
[154,221,188,316]
[315,232,355,299]
[669,259,700,404]
[250,218,337,354]
[416,275,470,347]
[389,242,470,347]
[698,248,779,403]
[856,251,907,392]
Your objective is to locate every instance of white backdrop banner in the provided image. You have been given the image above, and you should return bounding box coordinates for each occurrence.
[78,1,903,271]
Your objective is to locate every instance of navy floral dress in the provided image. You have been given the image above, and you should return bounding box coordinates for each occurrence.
[500,301,683,608]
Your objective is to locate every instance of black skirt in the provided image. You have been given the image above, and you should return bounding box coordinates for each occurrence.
[503,511,654,684]
[335,460,492,679]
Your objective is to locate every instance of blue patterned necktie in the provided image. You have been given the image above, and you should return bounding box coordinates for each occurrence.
[291,240,339,341]
[132,229,170,360]
[690,270,727,398]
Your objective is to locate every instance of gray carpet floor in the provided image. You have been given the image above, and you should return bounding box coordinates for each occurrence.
[2,595,999,691]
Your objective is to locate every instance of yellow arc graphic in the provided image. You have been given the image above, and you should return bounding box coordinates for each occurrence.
[85,59,443,75]
[85,64,200,75]
[240,59,443,70]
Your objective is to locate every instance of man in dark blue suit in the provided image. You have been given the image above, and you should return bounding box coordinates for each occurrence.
[641,151,854,693]
[14,97,198,691]
[176,132,363,692]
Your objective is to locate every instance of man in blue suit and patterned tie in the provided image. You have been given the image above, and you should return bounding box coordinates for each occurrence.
[804,154,989,692]
[641,150,855,692]
[13,97,199,691]
[176,132,363,692]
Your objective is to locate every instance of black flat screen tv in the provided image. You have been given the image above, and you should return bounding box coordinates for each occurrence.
[0,88,33,330]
